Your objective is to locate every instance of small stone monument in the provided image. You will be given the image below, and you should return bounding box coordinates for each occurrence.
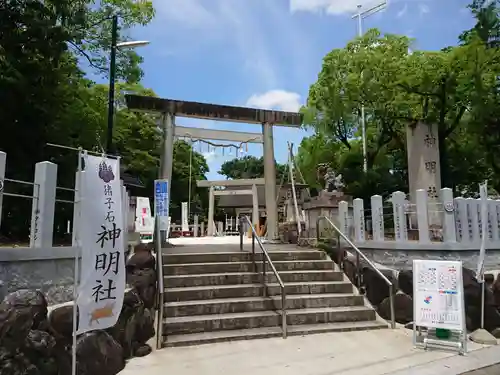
[303,165,352,239]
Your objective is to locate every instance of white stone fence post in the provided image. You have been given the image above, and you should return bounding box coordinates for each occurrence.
[335,187,499,248]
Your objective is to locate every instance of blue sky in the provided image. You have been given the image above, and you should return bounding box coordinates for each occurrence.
[126,0,476,180]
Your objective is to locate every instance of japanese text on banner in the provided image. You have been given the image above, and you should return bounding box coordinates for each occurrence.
[76,154,125,334]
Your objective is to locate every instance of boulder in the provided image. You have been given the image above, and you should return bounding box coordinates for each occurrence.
[23,330,59,374]
[126,251,156,271]
[342,257,359,287]
[106,289,154,359]
[0,291,61,375]
[492,274,500,308]
[0,292,37,351]
[330,247,347,266]
[76,331,125,375]
[397,270,413,297]
[126,247,157,309]
[49,305,77,341]
[126,268,157,309]
[378,291,413,324]
[462,268,500,332]
[2,289,48,330]
[362,267,395,306]
[485,273,494,287]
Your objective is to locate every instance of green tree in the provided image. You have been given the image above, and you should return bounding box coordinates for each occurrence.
[170,141,209,221]
[0,0,212,241]
[460,0,500,48]
[305,28,491,192]
[295,133,342,190]
[218,156,287,182]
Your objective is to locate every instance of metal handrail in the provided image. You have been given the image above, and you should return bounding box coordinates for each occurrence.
[239,215,287,338]
[316,215,395,329]
[155,215,165,349]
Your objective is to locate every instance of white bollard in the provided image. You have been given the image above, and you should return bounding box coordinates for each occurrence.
[371,195,384,242]
[494,201,500,247]
[454,197,469,243]
[72,171,83,246]
[392,191,408,242]
[193,215,199,237]
[487,199,496,243]
[467,198,480,246]
[30,161,58,248]
[416,189,430,243]
[338,201,349,238]
[181,202,189,232]
[391,191,408,242]
[440,188,456,243]
[353,198,365,242]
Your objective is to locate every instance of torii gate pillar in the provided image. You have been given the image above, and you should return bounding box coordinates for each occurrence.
[263,122,278,240]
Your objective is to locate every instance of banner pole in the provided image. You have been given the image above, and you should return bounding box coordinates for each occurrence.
[477,180,488,329]
[481,281,485,329]
[71,149,83,375]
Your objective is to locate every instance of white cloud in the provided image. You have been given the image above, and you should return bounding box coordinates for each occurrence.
[154,0,216,28]
[290,0,432,16]
[418,3,430,15]
[246,90,302,112]
[148,0,315,91]
[397,4,408,18]
[202,150,217,162]
[290,0,386,15]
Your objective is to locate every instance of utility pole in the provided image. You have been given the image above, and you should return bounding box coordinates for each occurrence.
[105,16,150,154]
[106,15,118,155]
[352,1,387,173]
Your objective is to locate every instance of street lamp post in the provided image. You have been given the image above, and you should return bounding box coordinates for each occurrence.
[352,1,387,173]
[106,14,150,154]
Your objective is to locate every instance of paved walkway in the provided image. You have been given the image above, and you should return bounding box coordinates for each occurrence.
[122,328,499,375]
[131,237,500,374]
[165,236,304,254]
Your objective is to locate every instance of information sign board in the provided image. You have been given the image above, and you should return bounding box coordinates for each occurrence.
[413,259,466,331]
[154,179,169,230]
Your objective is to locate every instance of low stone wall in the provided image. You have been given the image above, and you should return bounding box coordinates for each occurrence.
[355,247,500,271]
[320,243,500,336]
[0,244,156,375]
[0,247,79,303]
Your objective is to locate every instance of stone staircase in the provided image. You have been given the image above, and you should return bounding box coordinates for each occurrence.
[161,249,387,347]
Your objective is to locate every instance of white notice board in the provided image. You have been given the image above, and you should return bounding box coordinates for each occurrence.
[413,259,466,331]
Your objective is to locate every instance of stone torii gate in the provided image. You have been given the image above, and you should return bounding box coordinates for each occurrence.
[197,178,264,236]
[125,95,302,240]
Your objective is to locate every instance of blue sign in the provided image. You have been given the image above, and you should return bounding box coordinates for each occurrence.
[154,179,169,217]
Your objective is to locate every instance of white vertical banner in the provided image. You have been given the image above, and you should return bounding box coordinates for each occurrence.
[77,154,125,334]
[476,181,488,281]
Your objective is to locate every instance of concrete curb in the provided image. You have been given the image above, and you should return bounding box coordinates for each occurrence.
[386,344,500,375]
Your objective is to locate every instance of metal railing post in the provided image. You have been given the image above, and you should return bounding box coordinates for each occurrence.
[316,215,395,330]
[356,252,361,287]
[281,291,287,338]
[239,217,243,251]
[262,255,267,297]
[155,215,165,349]
[389,284,396,329]
[252,231,256,272]
[241,215,286,338]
